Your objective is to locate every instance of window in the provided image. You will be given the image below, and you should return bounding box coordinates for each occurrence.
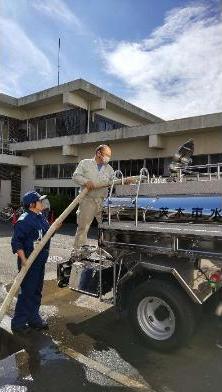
[110,160,119,172]
[0,118,8,141]
[119,160,132,177]
[119,159,145,177]
[17,121,28,142]
[145,158,164,176]
[29,120,38,141]
[92,114,123,133]
[131,160,145,176]
[58,187,77,198]
[46,118,56,138]
[211,154,222,164]
[56,115,66,137]
[35,186,77,198]
[43,164,58,178]
[38,119,46,139]
[36,187,58,195]
[191,155,208,166]
[98,118,106,132]
[59,163,77,179]
[43,165,50,178]
[35,165,43,179]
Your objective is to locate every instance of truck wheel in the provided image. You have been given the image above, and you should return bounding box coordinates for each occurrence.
[128,279,196,351]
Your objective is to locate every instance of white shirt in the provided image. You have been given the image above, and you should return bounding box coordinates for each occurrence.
[72,158,114,199]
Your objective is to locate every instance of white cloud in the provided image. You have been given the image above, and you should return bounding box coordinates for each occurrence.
[100,4,222,120]
[0,17,53,96]
[32,0,83,30]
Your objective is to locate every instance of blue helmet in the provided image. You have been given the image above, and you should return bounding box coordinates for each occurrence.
[22,191,47,206]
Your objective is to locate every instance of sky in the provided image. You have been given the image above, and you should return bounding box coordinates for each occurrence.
[0,0,221,120]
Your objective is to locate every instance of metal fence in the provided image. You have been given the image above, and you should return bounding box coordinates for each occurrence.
[0,138,16,155]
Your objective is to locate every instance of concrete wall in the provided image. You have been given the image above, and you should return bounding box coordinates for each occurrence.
[0,164,21,206]
[95,107,147,126]
[29,149,75,164]
[0,105,23,120]
[0,93,147,127]
[17,125,221,198]
[161,129,222,156]
[20,160,35,196]
[22,127,222,165]
[0,180,11,208]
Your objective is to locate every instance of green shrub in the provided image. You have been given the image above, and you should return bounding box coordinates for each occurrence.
[47,193,77,223]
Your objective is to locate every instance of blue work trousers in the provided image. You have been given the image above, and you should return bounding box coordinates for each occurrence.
[11,260,46,328]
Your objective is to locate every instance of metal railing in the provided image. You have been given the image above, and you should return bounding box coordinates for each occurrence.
[145,163,222,183]
[178,163,222,181]
[0,138,16,155]
[108,170,124,225]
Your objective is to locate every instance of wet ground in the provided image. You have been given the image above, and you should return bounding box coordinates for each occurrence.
[1,221,222,392]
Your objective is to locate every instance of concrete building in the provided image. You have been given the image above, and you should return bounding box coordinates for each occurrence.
[0,78,222,208]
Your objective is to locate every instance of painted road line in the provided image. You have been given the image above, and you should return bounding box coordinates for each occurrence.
[61,346,152,390]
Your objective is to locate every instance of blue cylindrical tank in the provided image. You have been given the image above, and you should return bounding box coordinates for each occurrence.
[104,196,222,217]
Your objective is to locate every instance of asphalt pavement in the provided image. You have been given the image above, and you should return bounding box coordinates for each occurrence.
[1,221,222,392]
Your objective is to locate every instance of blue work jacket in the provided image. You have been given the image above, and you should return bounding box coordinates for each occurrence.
[11,210,50,264]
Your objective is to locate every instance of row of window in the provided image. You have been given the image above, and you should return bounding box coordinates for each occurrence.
[35,187,77,199]
[36,163,77,179]
[113,158,165,177]
[35,160,164,180]
[35,154,222,180]
[3,109,124,142]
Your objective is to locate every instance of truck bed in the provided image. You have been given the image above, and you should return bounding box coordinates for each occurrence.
[99,221,222,259]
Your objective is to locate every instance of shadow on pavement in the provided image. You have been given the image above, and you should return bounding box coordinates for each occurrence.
[0,326,133,391]
[66,302,222,392]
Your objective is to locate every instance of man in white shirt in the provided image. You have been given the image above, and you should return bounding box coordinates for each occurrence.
[72,144,114,249]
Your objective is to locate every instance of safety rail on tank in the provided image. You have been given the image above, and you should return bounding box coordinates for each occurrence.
[176,163,222,182]
[108,170,124,225]
[135,168,150,227]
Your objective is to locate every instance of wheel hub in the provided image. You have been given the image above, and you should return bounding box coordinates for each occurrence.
[137,296,176,341]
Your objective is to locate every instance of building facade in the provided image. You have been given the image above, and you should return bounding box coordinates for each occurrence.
[0,78,222,207]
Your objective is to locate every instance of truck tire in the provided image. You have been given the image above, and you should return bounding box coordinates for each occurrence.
[127,279,196,351]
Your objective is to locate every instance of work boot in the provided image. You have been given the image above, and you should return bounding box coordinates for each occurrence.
[11,325,31,335]
[29,320,49,331]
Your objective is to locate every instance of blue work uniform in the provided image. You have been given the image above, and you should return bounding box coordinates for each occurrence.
[11,210,50,329]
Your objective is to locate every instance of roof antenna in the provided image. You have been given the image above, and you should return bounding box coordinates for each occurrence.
[58,37,61,86]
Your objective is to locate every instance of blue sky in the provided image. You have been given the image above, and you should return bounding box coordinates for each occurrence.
[0,0,221,119]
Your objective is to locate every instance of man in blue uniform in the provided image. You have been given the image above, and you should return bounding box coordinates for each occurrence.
[11,191,57,334]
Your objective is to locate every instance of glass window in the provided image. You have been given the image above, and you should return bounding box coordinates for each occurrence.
[50,164,58,178]
[43,165,50,178]
[43,164,58,178]
[64,109,80,135]
[58,187,77,198]
[110,160,119,172]
[56,115,66,137]
[97,118,106,132]
[131,159,145,176]
[119,160,132,177]
[29,120,38,141]
[145,158,164,176]
[17,121,28,142]
[105,121,113,131]
[35,165,43,179]
[211,154,222,164]
[46,118,56,138]
[191,155,208,166]
[0,118,8,141]
[59,163,77,179]
[38,119,46,139]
